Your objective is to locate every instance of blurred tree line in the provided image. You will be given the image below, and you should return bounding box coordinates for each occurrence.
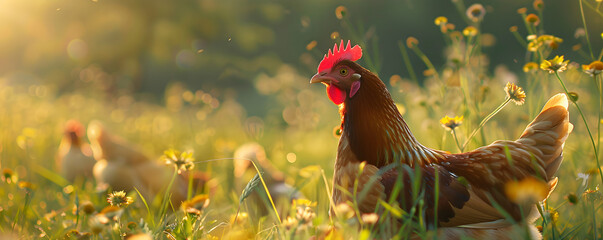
[0,0,600,114]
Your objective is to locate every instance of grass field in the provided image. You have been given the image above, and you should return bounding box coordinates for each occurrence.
[1,0,602,239]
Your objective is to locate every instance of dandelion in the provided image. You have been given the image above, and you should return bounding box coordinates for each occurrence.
[466,4,486,22]
[541,55,569,74]
[434,16,448,26]
[526,14,540,26]
[107,191,133,207]
[335,6,347,19]
[406,36,419,48]
[504,82,526,105]
[162,149,195,174]
[523,62,539,72]
[533,0,544,10]
[509,26,518,32]
[180,194,210,216]
[583,60,603,77]
[462,26,478,37]
[440,115,463,131]
[504,177,548,204]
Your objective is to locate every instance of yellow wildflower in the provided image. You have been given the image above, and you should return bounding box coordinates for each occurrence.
[509,26,518,32]
[583,60,603,77]
[434,16,448,26]
[406,37,419,48]
[162,149,195,174]
[526,14,540,26]
[504,177,549,204]
[107,191,133,207]
[335,6,347,19]
[440,115,463,131]
[181,194,210,216]
[463,26,478,37]
[504,82,526,105]
[523,62,539,72]
[541,55,569,73]
[466,4,486,22]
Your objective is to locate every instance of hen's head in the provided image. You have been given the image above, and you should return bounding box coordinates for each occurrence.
[310,40,364,105]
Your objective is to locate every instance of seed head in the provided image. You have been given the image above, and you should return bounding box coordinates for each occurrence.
[107,191,133,207]
[526,14,540,26]
[466,4,486,22]
[406,37,419,48]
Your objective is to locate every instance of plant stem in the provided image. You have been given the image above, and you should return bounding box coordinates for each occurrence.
[554,72,603,185]
[451,129,462,153]
[398,40,418,84]
[597,75,602,158]
[579,0,595,60]
[462,98,511,151]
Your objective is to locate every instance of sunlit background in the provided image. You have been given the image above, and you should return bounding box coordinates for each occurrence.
[1,0,602,238]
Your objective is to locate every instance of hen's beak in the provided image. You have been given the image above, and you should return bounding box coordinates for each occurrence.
[310,72,330,84]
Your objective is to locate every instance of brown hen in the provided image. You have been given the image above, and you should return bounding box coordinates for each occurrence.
[311,40,572,238]
[87,121,209,207]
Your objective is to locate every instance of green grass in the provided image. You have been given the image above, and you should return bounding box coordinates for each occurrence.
[1,0,603,239]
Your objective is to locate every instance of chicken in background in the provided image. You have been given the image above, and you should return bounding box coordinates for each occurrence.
[56,120,96,183]
[234,142,302,218]
[310,40,572,239]
[87,121,209,207]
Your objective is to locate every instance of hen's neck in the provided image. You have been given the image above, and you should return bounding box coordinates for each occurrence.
[340,73,442,167]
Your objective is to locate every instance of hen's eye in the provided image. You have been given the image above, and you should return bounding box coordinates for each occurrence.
[339,68,348,76]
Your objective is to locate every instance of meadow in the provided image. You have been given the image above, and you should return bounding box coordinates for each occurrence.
[0,0,602,239]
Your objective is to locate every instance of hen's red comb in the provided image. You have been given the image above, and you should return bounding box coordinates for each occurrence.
[317,40,362,73]
[65,119,84,137]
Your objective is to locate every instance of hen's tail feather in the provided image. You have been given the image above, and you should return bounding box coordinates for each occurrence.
[516,93,573,180]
